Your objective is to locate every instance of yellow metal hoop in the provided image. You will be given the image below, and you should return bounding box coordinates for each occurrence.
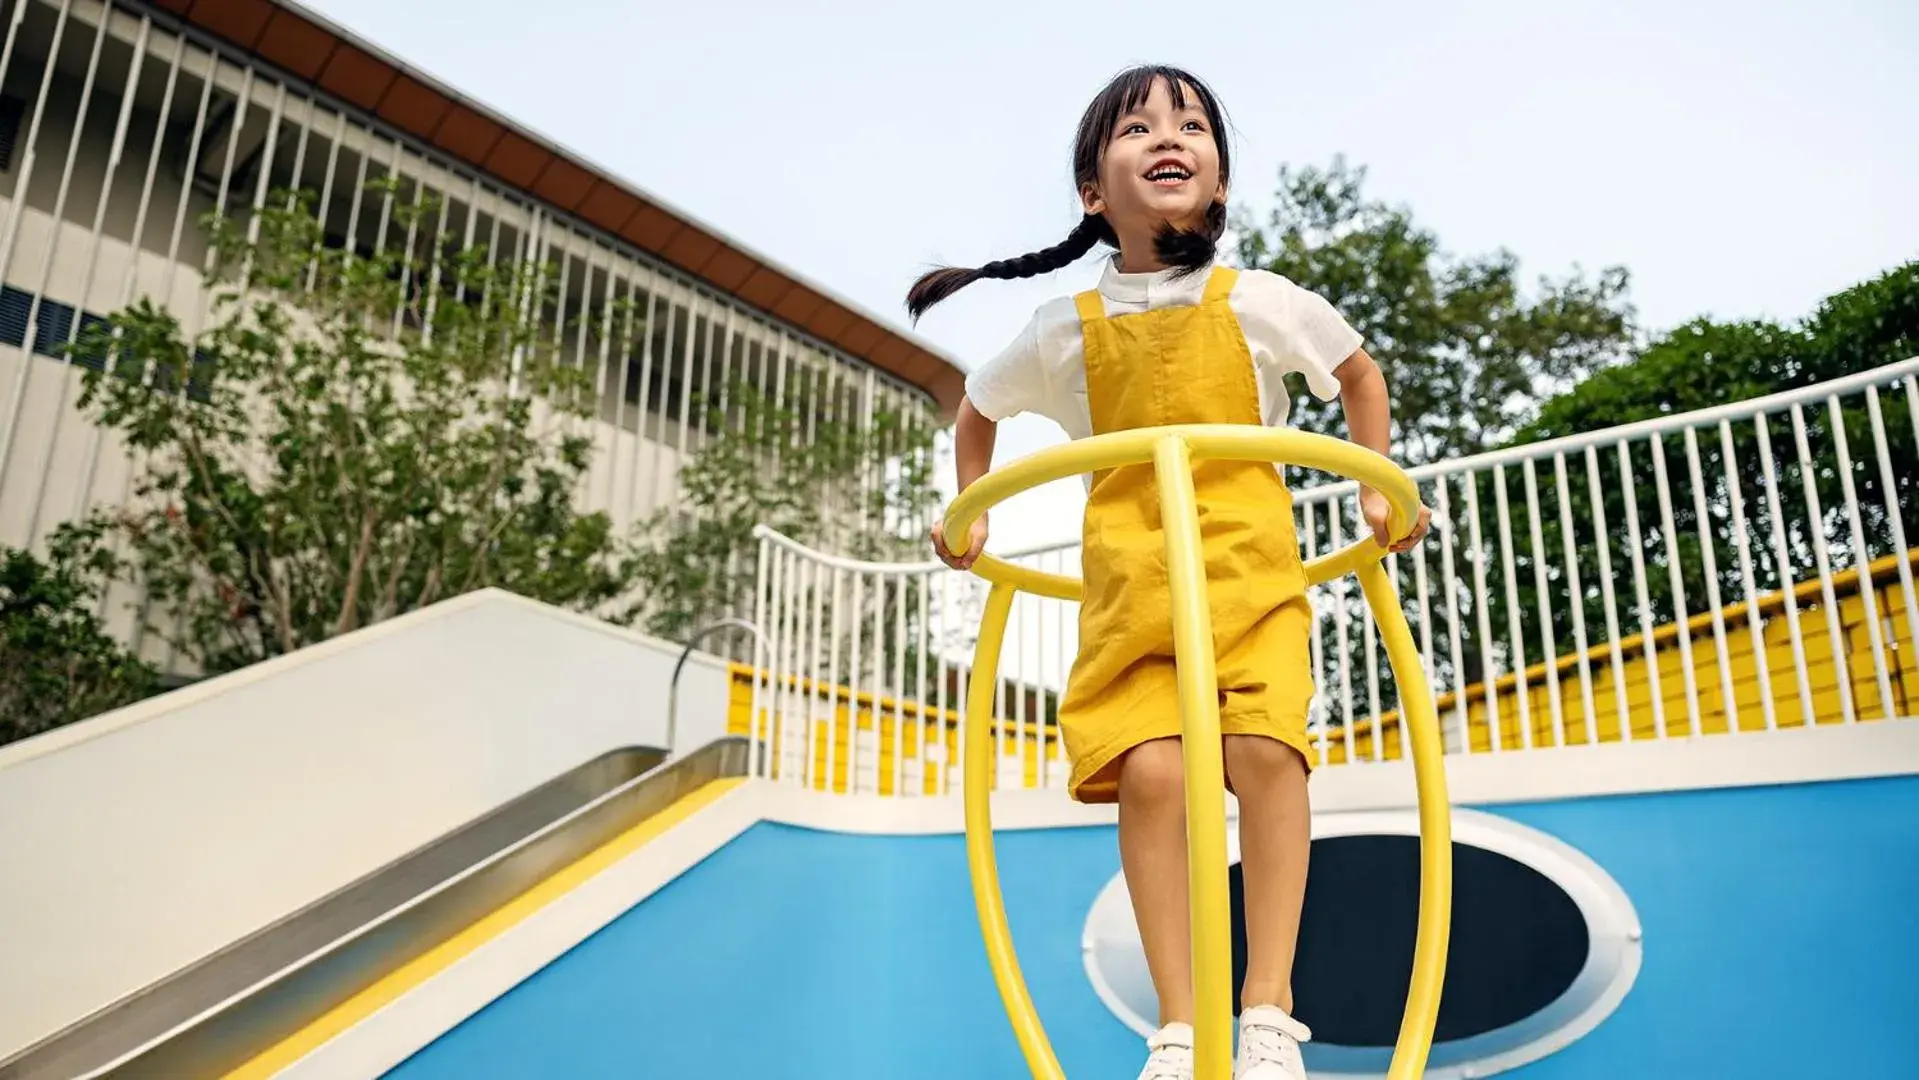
[946,424,1452,1080]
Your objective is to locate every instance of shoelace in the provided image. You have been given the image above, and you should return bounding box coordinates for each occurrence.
[1141,1043,1194,1080]
[1238,1022,1298,1063]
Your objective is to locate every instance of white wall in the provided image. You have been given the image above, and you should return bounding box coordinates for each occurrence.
[0,587,732,1062]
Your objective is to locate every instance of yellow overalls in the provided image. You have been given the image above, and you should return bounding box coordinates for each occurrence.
[1058,265,1316,803]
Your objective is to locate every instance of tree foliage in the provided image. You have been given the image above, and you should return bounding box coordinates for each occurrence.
[632,380,940,646]
[1232,157,1638,465]
[1,526,158,746]
[66,182,643,674]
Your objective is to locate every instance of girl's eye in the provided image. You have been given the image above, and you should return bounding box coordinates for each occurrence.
[1184,120,1206,133]
[1122,122,1148,136]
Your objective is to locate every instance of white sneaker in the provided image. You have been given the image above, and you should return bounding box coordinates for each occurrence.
[1235,1005,1311,1080]
[1136,1021,1196,1080]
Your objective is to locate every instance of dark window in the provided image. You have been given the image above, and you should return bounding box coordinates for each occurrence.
[1231,834,1589,1046]
[0,95,23,172]
[29,297,75,358]
[0,286,31,347]
[70,312,112,371]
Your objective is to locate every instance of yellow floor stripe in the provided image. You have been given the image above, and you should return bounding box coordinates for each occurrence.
[225,776,746,1079]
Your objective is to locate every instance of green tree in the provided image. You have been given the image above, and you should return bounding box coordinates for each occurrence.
[67,182,643,674]
[2,525,158,745]
[1232,156,1638,465]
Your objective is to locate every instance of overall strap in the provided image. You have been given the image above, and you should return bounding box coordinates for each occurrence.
[1073,289,1105,324]
[1202,265,1239,304]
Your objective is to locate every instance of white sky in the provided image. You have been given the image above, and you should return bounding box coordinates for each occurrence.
[306,0,1918,551]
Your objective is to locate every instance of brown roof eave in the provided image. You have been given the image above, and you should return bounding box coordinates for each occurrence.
[147,0,966,420]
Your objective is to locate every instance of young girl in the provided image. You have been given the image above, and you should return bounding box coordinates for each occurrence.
[916,65,1430,1080]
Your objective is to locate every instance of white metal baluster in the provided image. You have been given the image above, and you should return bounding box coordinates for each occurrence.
[26,10,147,543]
[783,551,806,783]
[1,4,104,518]
[869,570,888,794]
[1492,467,1532,749]
[1684,428,1740,734]
[1552,453,1597,743]
[1329,508,1356,762]
[603,271,637,518]
[915,569,932,794]
[1650,434,1702,737]
[1464,473,1501,751]
[1434,479,1469,752]
[1411,508,1437,750]
[1017,586,1036,787]
[825,566,846,793]
[580,248,614,508]
[1719,419,1776,732]
[415,168,450,346]
[1031,557,1050,790]
[758,549,776,780]
[647,289,685,512]
[847,569,867,794]
[1053,548,1071,787]
[1585,446,1630,742]
[627,285,660,518]
[1362,567,1383,762]
[305,111,351,295]
[1522,460,1565,747]
[803,560,826,787]
[768,548,791,781]
[750,537,772,779]
[0,2,30,112]
[772,555,793,784]
[1358,567,1389,759]
[1303,502,1328,762]
[1619,440,1667,739]
[1865,387,1919,705]
[1757,413,1816,726]
[1906,377,1919,457]
[1791,403,1855,724]
[1828,394,1895,720]
[939,569,955,795]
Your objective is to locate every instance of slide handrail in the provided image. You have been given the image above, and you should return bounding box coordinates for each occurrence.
[943,424,1452,1080]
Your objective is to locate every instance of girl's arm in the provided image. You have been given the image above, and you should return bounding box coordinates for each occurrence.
[1335,347,1431,552]
[932,397,997,569]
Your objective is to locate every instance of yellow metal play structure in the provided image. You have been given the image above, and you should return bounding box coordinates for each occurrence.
[940,424,1456,1080]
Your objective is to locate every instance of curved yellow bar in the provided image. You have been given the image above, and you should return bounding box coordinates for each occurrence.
[964,583,1067,1080]
[952,427,1451,1080]
[944,424,1424,602]
[1357,561,1453,1079]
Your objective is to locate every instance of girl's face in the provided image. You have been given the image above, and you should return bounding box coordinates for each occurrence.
[1080,76,1226,265]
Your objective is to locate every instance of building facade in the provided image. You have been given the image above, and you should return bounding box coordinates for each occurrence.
[0,0,964,663]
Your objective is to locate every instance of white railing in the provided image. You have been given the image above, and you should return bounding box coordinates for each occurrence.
[745,357,1919,796]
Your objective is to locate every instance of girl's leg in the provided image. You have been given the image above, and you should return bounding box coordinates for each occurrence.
[1117,736,1194,1026]
[1223,734,1310,1011]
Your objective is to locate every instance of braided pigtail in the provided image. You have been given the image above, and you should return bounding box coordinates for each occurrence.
[906,214,1113,321]
[1153,201,1226,278]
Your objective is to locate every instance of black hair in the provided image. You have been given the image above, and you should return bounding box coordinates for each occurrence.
[906,64,1232,321]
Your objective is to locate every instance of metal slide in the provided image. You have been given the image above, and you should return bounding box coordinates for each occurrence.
[0,737,751,1080]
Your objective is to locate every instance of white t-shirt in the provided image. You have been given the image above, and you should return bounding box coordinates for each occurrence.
[964,256,1364,441]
